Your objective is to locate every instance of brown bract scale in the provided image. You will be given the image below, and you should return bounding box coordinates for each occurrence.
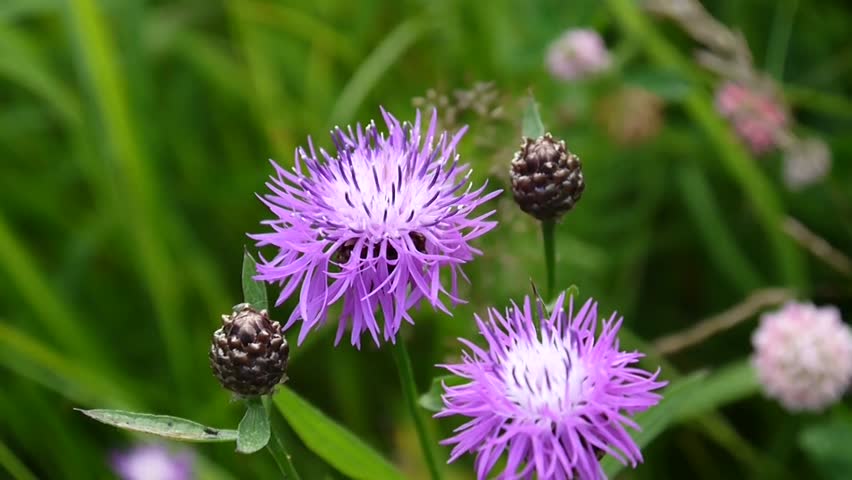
[209,304,289,397]
[510,133,584,221]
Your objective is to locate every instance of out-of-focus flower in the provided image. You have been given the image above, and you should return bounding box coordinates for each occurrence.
[752,302,852,412]
[111,445,193,480]
[510,133,584,221]
[596,87,665,145]
[715,82,788,155]
[546,29,612,81]
[252,109,500,348]
[210,304,289,397]
[437,293,666,479]
[782,137,831,190]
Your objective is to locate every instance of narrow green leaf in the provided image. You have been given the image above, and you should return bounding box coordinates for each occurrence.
[242,249,268,311]
[799,419,852,480]
[77,409,237,442]
[330,17,430,125]
[275,387,406,480]
[237,397,270,454]
[602,372,707,477]
[522,94,545,139]
[676,162,763,293]
[419,375,466,412]
[0,438,38,480]
[675,359,759,421]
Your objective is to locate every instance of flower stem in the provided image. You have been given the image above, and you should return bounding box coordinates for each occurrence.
[391,340,443,480]
[264,397,302,480]
[542,220,556,300]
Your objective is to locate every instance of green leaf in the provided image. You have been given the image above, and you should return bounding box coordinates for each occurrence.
[799,419,852,480]
[77,409,237,442]
[623,68,691,101]
[602,372,707,477]
[236,397,270,454]
[418,375,467,412]
[602,359,760,477]
[242,249,268,311]
[0,437,38,480]
[274,387,406,480]
[675,359,759,421]
[522,93,545,138]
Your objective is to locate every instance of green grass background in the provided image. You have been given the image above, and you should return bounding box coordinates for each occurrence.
[1,0,852,478]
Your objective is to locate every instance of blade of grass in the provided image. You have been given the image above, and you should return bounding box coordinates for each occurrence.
[0,439,38,480]
[234,2,358,66]
[226,0,295,159]
[765,0,798,79]
[0,214,102,365]
[676,162,763,292]
[0,25,82,126]
[330,17,431,124]
[65,0,190,390]
[0,320,138,409]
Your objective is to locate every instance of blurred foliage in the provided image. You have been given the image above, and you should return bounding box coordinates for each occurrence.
[1,0,851,478]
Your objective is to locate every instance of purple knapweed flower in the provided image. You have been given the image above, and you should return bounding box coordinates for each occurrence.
[546,29,612,81]
[252,109,500,348]
[437,293,666,479]
[752,302,852,412]
[715,82,788,155]
[111,444,193,480]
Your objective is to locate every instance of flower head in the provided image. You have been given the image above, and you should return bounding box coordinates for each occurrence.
[510,133,585,221]
[715,82,788,155]
[782,137,831,191]
[111,444,193,480]
[596,87,665,145]
[252,109,500,347]
[752,302,852,412]
[546,29,612,81]
[437,293,666,479]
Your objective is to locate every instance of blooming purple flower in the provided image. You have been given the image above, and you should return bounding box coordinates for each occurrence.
[437,293,666,479]
[546,29,612,81]
[715,82,788,155]
[752,302,852,412]
[111,444,193,480]
[252,109,500,348]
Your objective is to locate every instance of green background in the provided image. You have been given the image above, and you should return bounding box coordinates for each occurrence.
[1,0,851,478]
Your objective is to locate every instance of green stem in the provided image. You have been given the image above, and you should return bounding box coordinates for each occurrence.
[605,0,805,290]
[542,220,556,300]
[391,341,442,480]
[264,397,302,480]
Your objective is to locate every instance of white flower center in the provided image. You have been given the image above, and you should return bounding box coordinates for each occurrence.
[500,331,589,421]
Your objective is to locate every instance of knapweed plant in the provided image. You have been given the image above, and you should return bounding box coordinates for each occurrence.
[74,96,851,480]
[75,103,672,480]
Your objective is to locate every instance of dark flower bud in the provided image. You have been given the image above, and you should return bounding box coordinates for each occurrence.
[209,304,289,397]
[510,133,584,221]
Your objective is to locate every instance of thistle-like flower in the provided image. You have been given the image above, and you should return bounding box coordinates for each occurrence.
[546,29,612,82]
[111,444,193,480]
[437,293,666,479]
[715,82,788,155]
[252,109,500,347]
[752,302,852,412]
